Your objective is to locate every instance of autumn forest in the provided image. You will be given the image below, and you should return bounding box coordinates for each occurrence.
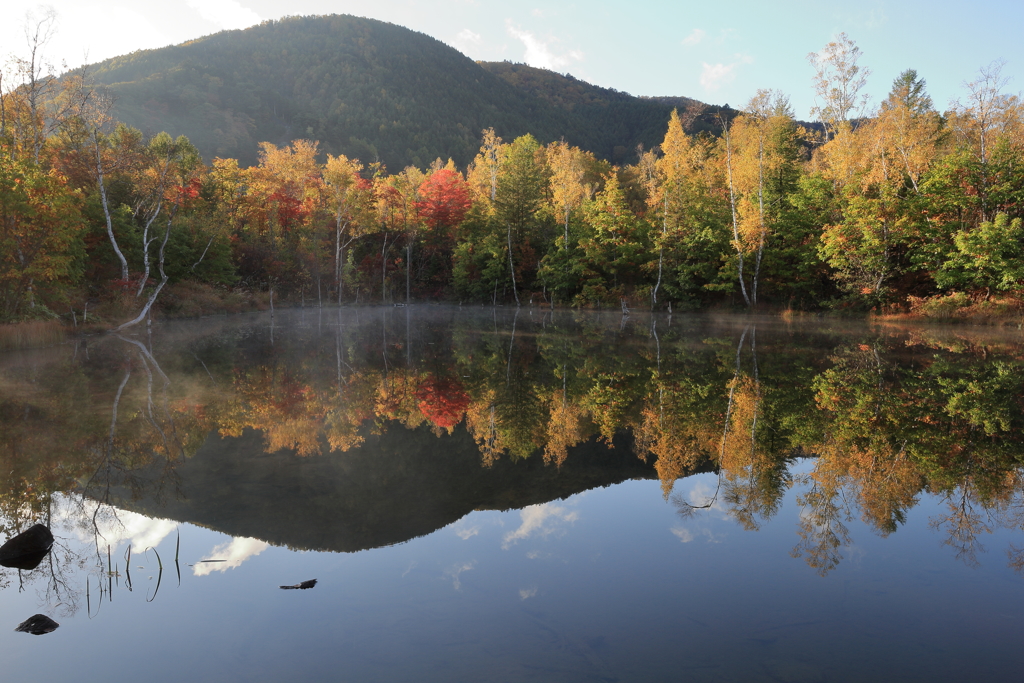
[2,20,1024,329]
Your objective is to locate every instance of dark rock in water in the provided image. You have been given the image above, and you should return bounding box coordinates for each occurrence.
[15,614,59,635]
[280,579,317,590]
[0,547,50,571]
[0,524,54,570]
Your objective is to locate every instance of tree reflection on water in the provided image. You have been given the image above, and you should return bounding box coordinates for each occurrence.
[3,306,1024,608]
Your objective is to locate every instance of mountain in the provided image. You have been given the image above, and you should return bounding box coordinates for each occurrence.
[84,14,719,169]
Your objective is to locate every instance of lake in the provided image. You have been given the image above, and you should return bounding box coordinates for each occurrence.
[1,306,1023,682]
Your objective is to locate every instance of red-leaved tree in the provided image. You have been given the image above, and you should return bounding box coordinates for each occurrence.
[415,169,471,231]
[414,169,471,295]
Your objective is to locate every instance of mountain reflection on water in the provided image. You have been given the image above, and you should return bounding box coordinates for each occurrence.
[4,306,1024,599]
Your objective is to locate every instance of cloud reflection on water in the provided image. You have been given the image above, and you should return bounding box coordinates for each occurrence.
[193,537,269,575]
[63,496,178,553]
[502,503,579,550]
[444,561,476,590]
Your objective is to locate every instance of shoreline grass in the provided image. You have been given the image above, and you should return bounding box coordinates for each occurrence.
[0,320,66,351]
[872,293,1024,326]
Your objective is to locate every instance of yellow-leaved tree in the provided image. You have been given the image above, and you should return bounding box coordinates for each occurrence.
[727,89,798,305]
[645,109,718,308]
[546,139,593,249]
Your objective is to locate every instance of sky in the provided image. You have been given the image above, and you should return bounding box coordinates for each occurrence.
[2,0,1022,121]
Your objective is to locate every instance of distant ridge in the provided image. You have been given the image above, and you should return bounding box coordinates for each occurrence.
[479,62,739,157]
[82,14,722,168]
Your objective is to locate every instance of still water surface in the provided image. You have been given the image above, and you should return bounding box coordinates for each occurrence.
[1,307,1023,681]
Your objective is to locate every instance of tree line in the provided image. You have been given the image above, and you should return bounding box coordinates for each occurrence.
[2,29,1024,324]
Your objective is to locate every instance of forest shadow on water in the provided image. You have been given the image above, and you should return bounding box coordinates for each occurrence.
[2,306,1024,682]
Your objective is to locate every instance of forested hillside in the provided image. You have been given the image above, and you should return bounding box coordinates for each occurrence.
[479,62,738,156]
[83,14,708,169]
[3,26,1023,329]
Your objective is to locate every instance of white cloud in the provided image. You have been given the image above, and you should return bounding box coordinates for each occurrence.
[456,525,481,540]
[519,586,538,600]
[122,517,178,552]
[673,524,725,544]
[684,480,729,513]
[700,62,735,91]
[505,21,582,72]
[444,561,475,590]
[682,29,705,47]
[456,28,479,45]
[699,54,753,92]
[502,503,579,549]
[703,528,724,544]
[454,27,481,49]
[63,498,177,553]
[185,0,261,31]
[193,536,269,575]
